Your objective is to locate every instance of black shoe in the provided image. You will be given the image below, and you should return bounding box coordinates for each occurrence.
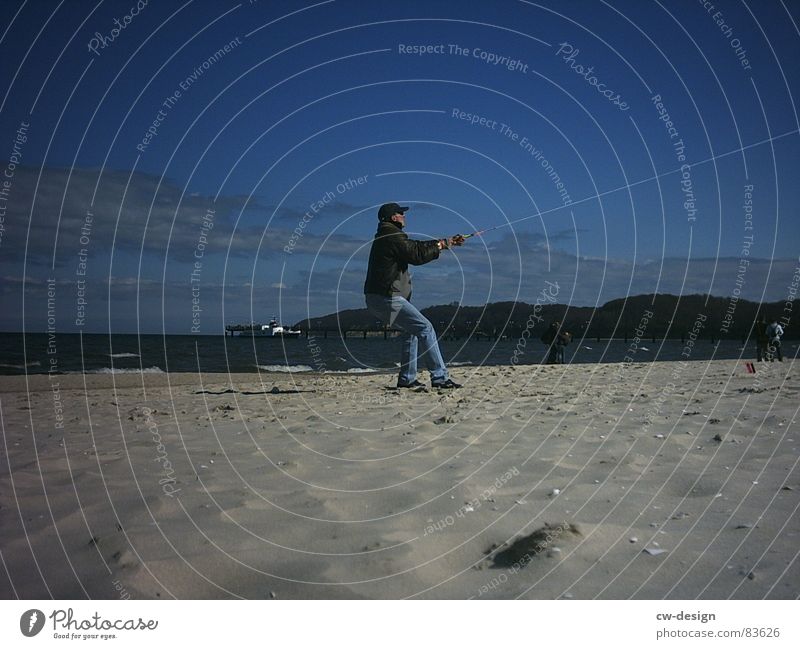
[397,379,425,389]
[431,378,461,389]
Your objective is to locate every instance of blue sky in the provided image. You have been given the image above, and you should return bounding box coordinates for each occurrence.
[1,0,798,333]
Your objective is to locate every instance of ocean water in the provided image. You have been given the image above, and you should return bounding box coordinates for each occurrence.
[0,332,785,376]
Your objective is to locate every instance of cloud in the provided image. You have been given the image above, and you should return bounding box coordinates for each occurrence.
[265,200,372,222]
[0,165,370,268]
[3,165,796,332]
[406,231,797,308]
[0,165,253,264]
[4,244,795,333]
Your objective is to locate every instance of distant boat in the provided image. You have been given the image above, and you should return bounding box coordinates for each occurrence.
[225,318,302,337]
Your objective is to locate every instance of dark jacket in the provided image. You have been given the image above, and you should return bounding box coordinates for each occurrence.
[363,221,440,299]
[755,319,768,343]
[541,323,559,345]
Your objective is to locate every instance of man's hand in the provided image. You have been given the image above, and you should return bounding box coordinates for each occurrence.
[439,234,466,250]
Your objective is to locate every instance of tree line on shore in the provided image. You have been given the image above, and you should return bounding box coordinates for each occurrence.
[293,294,796,341]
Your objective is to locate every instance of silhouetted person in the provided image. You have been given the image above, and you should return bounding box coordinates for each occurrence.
[555,329,572,364]
[755,314,768,361]
[541,321,560,364]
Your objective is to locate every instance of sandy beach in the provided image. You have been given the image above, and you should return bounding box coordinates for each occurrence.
[1,359,797,599]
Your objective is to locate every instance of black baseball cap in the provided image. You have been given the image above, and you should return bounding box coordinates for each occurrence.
[378,203,409,221]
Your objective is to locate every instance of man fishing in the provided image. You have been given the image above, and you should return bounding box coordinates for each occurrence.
[364,203,465,389]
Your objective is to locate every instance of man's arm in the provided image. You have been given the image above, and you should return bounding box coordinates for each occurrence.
[395,232,441,266]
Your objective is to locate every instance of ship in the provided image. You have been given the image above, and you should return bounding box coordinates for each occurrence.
[225,318,302,337]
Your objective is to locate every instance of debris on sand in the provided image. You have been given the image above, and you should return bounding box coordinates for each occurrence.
[643,547,667,556]
[126,406,151,420]
[489,522,582,568]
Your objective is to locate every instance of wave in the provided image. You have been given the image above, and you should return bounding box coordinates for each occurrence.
[448,361,474,366]
[0,361,42,369]
[256,364,313,373]
[323,367,380,374]
[69,366,165,374]
[109,352,140,358]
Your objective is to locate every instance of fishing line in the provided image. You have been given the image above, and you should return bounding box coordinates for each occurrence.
[461,211,544,239]
[459,126,800,239]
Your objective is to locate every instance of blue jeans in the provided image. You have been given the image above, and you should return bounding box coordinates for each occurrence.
[365,294,449,383]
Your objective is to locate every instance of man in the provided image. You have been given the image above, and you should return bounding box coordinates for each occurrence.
[555,328,572,364]
[765,317,784,362]
[541,321,560,364]
[364,203,464,389]
[754,314,768,361]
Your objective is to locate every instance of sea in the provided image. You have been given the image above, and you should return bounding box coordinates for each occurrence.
[0,333,786,376]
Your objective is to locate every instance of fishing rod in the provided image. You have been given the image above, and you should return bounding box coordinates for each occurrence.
[460,225,500,240]
[457,211,542,240]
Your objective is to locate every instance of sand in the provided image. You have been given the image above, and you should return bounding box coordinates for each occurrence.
[1,359,797,599]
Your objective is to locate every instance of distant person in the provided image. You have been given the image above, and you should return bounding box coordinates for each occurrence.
[754,314,768,361]
[364,203,465,389]
[541,321,560,364]
[555,328,572,364]
[765,317,784,362]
